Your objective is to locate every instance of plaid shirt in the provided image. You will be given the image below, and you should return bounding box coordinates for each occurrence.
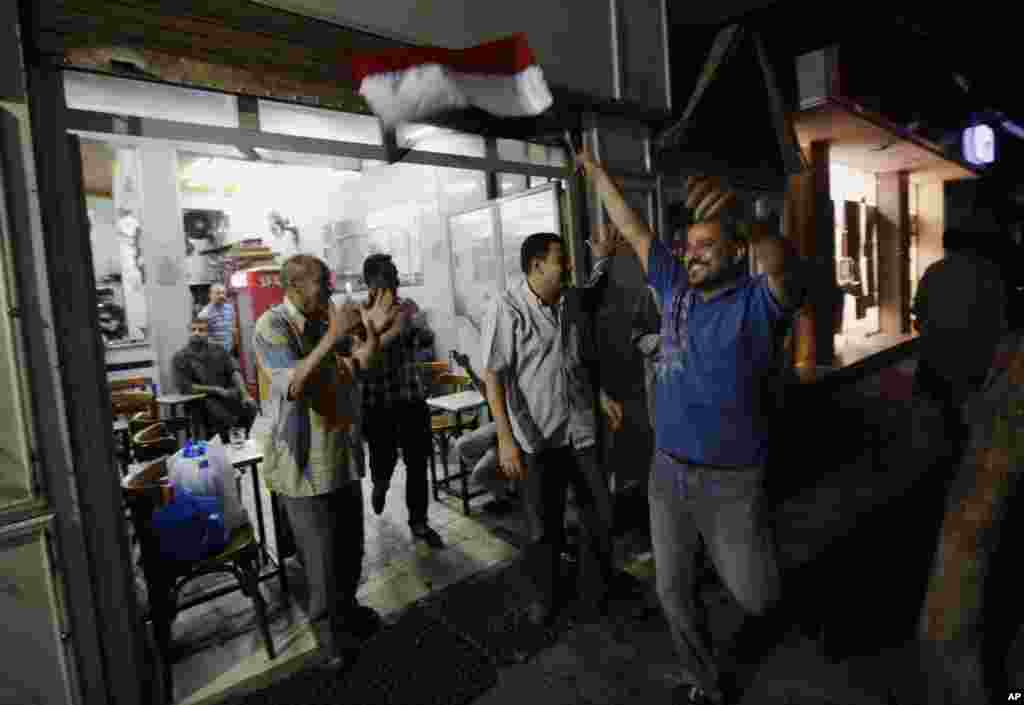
[360,297,434,410]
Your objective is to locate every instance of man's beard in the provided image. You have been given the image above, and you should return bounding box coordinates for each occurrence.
[189,337,207,348]
[688,259,741,291]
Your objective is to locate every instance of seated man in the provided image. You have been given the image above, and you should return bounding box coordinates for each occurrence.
[172,317,258,442]
[449,352,516,514]
[456,421,517,514]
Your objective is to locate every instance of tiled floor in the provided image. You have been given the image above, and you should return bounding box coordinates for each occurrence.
[166,460,530,705]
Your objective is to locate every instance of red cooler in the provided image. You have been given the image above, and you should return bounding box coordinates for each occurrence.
[231,266,284,399]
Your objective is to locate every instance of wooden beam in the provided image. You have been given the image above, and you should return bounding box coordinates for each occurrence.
[877,171,911,335]
[784,139,835,370]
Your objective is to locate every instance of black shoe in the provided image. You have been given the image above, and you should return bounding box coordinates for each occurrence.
[482,497,516,515]
[672,683,722,705]
[343,604,383,642]
[410,523,444,549]
[315,644,359,673]
[526,600,556,628]
[371,486,387,515]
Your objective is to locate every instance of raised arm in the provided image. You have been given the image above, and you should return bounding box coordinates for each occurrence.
[254,302,361,403]
[576,147,655,274]
[749,215,805,311]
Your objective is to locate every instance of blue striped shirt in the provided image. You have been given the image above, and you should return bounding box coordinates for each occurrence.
[199,302,235,353]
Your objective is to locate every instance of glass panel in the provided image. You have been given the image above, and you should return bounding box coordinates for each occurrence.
[498,187,560,291]
[257,100,382,145]
[497,138,568,166]
[436,168,487,213]
[64,72,239,127]
[397,124,486,158]
[499,173,528,196]
[0,162,33,508]
[109,145,149,343]
[0,521,76,705]
[449,207,500,367]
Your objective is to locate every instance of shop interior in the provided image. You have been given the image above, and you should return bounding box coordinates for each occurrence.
[76,71,582,704]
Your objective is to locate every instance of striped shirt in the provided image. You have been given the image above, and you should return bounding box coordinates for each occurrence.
[480,257,610,454]
[252,298,359,497]
[199,301,235,353]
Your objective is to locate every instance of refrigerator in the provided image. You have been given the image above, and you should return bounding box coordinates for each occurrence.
[231,264,337,400]
[231,266,284,400]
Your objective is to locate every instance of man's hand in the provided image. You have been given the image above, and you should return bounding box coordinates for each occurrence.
[600,391,624,434]
[498,434,527,481]
[327,301,363,347]
[589,221,624,259]
[685,174,735,223]
[363,288,399,335]
[241,390,259,411]
[574,144,598,174]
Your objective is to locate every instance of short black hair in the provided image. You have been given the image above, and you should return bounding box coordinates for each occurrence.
[363,253,399,290]
[520,233,563,275]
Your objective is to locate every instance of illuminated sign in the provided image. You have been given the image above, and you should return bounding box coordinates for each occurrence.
[963,124,996,165]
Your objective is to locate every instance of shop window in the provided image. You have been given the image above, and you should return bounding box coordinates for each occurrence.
[497,138,567,167]
[397,124,486,158]
[498,188,561,290]
[0,192,35,510]
[64,72,239,127]
[257,100,382,145]
[499,173,529,196]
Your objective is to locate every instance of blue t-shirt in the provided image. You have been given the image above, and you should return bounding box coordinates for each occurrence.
[648,239,791,467]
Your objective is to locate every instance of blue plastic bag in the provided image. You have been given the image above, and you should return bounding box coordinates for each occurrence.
[151,487,230,562]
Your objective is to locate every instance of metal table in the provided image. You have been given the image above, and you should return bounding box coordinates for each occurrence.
[228,440,290,597]
[425,390,488,515]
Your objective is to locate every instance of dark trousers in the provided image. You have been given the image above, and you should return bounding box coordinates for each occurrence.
[363,399,431,526]
[279,482,364,650]
[520,445,613,610]
[913,360,986,464]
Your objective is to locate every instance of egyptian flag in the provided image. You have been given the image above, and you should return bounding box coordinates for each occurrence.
[350,34,554,127]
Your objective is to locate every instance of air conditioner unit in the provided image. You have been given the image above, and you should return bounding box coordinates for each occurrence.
[796,46,842,110]
[837,256,858,285]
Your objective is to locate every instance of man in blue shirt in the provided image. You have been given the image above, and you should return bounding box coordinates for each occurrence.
[199,283,237,355]
[578,148,805,705]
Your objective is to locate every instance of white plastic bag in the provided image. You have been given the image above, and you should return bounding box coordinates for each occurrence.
[168,436,247,533]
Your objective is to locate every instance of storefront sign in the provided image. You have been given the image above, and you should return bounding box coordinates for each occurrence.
[963,124,996,166]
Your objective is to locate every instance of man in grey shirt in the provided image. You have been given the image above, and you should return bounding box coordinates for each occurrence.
[481,230,623,625]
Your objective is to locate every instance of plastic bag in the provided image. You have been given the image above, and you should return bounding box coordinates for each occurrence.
[151,487,229,562]
[167,436,247,533]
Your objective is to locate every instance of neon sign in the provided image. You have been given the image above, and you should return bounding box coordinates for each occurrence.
[963,124,996,166]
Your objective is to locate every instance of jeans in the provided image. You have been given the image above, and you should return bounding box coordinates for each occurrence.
[363,399,432,526]
[520,445,613,610]
[648,451,780,696]
[456,422,506,500]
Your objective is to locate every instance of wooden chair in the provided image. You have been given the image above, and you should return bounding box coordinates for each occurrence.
[130,422,178,464]
[122,478,276,703]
